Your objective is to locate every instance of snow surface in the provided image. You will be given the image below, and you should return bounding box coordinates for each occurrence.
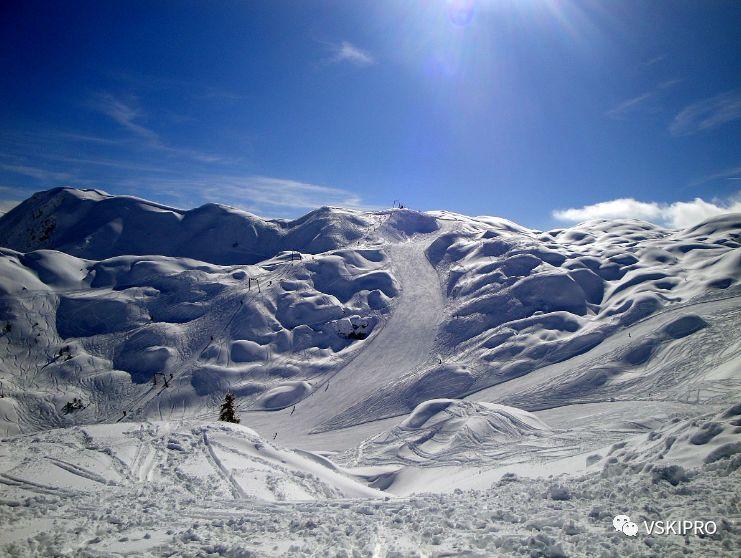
[0,188,739,556]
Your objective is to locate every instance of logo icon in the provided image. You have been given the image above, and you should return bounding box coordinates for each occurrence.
[613,515,638,537]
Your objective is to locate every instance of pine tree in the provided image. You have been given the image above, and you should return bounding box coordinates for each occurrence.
[219,392,240,424]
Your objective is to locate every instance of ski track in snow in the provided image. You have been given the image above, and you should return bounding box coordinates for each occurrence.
[202,429,248,499]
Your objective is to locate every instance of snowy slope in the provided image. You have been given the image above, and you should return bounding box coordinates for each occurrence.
[0,188,740,556]
[0,421,383,502]
[0,188,738,438]
[1,410,738,557]
[314,212,741,431]
[0,240,399,435]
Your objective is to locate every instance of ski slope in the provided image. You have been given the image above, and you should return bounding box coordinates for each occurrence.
[0,187,739,556]
[242,234,448,446]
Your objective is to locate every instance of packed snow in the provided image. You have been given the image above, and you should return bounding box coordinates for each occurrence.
[0,187,739,556]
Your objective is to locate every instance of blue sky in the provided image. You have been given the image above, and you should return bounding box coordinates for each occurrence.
[0,0,739,228]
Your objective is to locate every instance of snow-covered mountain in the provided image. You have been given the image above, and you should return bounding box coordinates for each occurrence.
[1,188,739,556]
[0,187,373,264]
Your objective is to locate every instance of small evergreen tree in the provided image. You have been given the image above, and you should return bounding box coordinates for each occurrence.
[219,392,240,424]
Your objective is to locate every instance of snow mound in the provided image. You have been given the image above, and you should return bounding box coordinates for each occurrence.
[382,208,439,236]
[400,399,547,433]
[256,381,313,410]
[351,399,551,465]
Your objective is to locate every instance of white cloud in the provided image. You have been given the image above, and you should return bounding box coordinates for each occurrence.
[0,163,72,182]
[214,175,371,212]
[93,93,159,141]
[641,54,666,67]
[606,92,656,119]
[606,80,681,119]
[690,164,741,186]
[669,90,741,136]
[329,41,375,66]
[91,93,228,163]
[553,195,741,229]
[662,198,741,228]
[57,131,124,144]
